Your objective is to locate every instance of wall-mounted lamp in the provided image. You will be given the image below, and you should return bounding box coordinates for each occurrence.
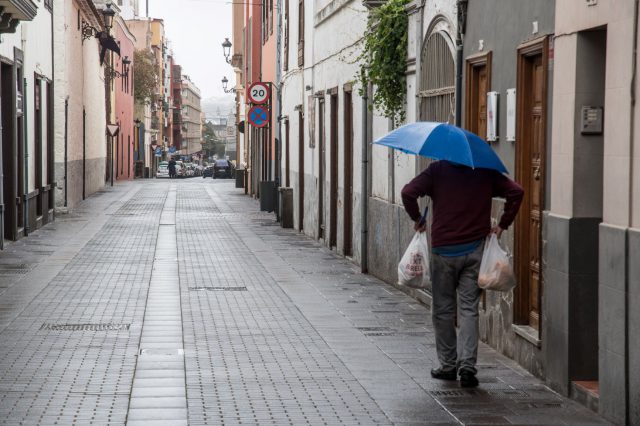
[82,2,116,42]
[106,55,130,79]
[221,76,236,93]
[222,38,232,64]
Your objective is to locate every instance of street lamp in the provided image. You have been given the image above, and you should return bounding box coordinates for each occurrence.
[222,38,232,64]
[82,2,116,41]
[106,55,131,79]
[221,76,236,94]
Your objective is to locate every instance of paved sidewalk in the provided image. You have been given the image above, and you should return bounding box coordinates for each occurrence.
[0,179,610,425]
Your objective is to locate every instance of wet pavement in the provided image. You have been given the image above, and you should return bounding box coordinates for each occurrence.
[0,179,610,425]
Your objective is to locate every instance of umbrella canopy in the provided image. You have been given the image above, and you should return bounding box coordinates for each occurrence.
[374,122,508,174]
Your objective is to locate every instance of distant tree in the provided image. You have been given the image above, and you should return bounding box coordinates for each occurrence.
[133,49,158,105]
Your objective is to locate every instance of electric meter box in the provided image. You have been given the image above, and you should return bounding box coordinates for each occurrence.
[580,106,603,135]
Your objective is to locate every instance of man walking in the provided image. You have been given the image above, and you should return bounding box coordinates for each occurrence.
[401,160,523,387]
[168,157,177,179]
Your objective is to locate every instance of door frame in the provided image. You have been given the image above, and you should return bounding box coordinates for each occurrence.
[328,88,338,248]
[464,51,492,138]
[317,94,325,240]
[298,110,304,231]
[343,84,353,257]
[514,36,548,328]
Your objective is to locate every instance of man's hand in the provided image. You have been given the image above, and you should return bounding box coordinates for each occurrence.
[491,226,504,238]
[414,220,427,233]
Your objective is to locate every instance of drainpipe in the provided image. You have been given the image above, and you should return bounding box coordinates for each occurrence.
[361,88,369,273]
[626,1,639,422]
[23,78,29,237]
[83,108,86,199]
[64,97,68,207]
[455,0,467,127]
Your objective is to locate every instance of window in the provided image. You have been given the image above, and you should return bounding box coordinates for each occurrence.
[297,0,304,67]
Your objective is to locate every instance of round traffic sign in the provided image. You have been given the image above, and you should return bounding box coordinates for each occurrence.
[248,105,269,128]
[248,82,270,104]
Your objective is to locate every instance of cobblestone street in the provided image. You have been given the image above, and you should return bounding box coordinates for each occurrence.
[0,179,610,425]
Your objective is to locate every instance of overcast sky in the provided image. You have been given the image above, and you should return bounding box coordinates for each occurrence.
[147,0,235,100]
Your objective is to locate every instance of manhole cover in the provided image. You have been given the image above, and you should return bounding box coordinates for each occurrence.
[189,286,248,291]
[0,264,32,274]
[430,389,484,397]
[40,323,130,331]
[356,326,392,332]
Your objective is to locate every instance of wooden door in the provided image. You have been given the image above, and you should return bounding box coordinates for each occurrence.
[329,93,338,248]
[34,77,43,216]
[465,53,491,140]
[1,62,15,240]
[285,119,290,187]
[298,111,304,230]
[343,90,353,257]
[318,98,325,240]
[515,39,547,330]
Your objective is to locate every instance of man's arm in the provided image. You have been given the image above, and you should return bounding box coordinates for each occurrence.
[401,166,434,225]
[493,174,524,233]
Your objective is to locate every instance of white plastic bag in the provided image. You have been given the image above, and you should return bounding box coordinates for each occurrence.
[478,234,516,292]
[398,232,430,288]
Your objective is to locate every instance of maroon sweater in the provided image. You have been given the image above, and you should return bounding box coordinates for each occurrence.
[401,161,524,248]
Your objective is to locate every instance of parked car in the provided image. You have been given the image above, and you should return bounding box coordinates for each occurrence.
[157,161,169,178]
[175,161,186,178]
[202,165,214,178]
[213,159,234,179]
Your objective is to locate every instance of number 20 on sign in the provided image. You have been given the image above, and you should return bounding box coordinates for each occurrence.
[248,82,270,104]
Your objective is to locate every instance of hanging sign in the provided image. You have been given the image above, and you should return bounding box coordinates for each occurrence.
[169,146,177,153]
[248,82,270,104]
[248,105,269,128]
[154,147,163,157]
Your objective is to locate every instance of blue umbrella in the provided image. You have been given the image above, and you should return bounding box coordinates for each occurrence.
[374,122,508,174]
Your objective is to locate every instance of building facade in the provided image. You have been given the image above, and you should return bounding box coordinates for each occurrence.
[0,0,55,242]
[53,0,107,209]
[180,75,202,156]
[544,0,640,423]
[113,15,136,181]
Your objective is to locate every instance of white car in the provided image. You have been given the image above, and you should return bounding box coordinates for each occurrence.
[157,161,169,178]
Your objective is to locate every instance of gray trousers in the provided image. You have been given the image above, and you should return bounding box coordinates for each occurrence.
[430,244,483,374]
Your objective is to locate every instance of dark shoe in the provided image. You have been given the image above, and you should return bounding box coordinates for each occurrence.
[459,369,479,388]
[430,367,457,381]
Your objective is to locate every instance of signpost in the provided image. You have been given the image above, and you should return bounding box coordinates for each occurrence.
[247,82,270,104]
[248,105,269,128]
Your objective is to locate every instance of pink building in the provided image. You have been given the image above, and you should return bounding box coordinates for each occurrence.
[114,17,136,180]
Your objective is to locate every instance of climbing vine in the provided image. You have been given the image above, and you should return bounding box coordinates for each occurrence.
[357,0,410,125]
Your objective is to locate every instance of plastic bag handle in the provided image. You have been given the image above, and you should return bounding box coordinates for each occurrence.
[418,206,429,226]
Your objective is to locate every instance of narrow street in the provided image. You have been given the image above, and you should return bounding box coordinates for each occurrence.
[0,180,608,425]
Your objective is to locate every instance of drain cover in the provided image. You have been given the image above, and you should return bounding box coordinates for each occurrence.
[189,286,248,291]
[40,323,130,331]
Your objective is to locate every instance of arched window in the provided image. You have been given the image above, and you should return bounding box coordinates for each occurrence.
[418,30,455,122]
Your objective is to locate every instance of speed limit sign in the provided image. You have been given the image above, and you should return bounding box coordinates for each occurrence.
[248,82,270,104]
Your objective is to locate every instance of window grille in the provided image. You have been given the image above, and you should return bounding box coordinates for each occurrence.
[418,31,455,123]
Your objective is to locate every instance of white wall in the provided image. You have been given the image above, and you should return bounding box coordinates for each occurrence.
[54,0,107,207]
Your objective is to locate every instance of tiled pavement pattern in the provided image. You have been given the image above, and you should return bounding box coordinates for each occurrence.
[0,179,610,425]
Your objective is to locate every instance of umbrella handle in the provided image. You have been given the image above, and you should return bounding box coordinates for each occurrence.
[418,206,429,226]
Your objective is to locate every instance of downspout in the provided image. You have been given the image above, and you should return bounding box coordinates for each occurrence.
[626,1,639,422]
[454,0,467,127]
[23,78,29,237]
[83,108,86,199]
[64,97,68,207]
[276,0,283,219]
[50,4,54,215]
[361,88,369,273]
